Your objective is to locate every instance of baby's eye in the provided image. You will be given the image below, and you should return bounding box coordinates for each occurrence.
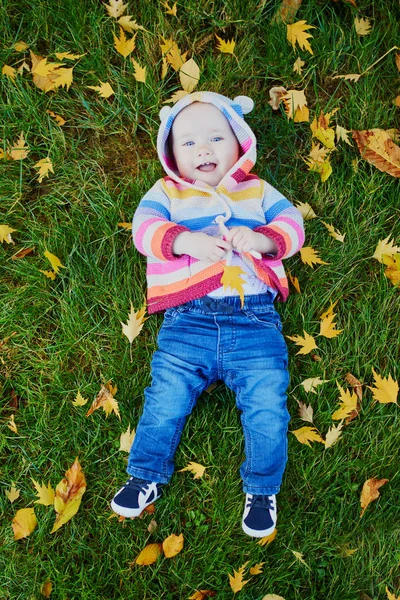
[211,136,222,142]
[183,141,194,146]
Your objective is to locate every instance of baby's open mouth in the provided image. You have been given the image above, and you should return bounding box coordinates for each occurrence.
[197,162,217,172]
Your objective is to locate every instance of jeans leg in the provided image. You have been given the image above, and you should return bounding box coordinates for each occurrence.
[127,312,216,483]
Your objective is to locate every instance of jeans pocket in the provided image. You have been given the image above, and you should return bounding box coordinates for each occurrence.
[245,310,283,331]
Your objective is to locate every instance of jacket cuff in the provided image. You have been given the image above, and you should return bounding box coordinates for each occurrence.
[161,225,190,260]
[254,225,286,259]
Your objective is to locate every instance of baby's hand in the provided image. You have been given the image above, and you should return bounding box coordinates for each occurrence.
[173,231,232,262]
[225,226,278,255]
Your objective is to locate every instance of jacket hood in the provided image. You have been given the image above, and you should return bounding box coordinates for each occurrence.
[156,91,257,193]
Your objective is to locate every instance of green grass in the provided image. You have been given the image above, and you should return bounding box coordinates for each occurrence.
[1,0,400,598]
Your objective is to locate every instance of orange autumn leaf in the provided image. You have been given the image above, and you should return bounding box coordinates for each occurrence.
[360,478,389,517]
[135,543,163,565]
[86,381,120,419]
[51,458,87,532]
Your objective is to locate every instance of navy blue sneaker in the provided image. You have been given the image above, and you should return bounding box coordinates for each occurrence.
[111,477,163,518]
[242,493,277,537]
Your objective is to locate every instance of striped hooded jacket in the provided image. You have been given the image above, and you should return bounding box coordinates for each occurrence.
[132,91,305,314]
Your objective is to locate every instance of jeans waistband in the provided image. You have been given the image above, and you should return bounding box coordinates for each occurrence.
[178,293,276,314]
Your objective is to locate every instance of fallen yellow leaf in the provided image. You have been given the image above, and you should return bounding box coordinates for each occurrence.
[257,528,277,546]
[134,543,163,565]
[228,563,250,593]
[106,0,128,19]
[286,330,318,355]
[114,27,136,57]
[119,424,135,452]
[32,479,55,506]
[5,484,20,503]
[332,384,358,420]
[324,421,344,448]
[51,457,87,533]
[163,533,184,558]
[372,235,400,263]
[179,58,200,93]
[368,368,398,404]
[292,426,324,447]
[300,246,329,267]
[215,34,235,55]
[178,461,206,479]
[360,477,388,517]
[286,20,315,55]
[0,224,16,244]
[354,16,372,36]
[88,81,115,98]
[131,58,146,83]
[33,157,54,182]
[12,507,38,540]
[121,303,147,344]
[72,390,88,407]
[86,381,121,419]
[221,264,246,306]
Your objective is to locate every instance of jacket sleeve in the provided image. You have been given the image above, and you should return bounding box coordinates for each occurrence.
[132,180,189,261]
[254,181,305,260]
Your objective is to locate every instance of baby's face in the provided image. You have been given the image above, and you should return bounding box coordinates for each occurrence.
[171,102,240,186]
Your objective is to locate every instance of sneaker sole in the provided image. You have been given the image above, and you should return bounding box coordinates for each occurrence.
[241,520,276,538]
[110,500,149,518]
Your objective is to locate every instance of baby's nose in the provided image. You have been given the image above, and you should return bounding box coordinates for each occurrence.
[197,144,211,156]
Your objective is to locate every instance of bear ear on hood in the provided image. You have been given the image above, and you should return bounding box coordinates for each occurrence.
[233,96,254,115]
[159,106,172,122]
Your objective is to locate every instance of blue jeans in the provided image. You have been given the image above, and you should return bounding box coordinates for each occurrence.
[127,293,290,495]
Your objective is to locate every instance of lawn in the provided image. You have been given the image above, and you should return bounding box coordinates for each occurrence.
[1,0,399,598]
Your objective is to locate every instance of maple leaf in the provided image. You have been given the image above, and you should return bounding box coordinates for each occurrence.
[221,264,246,306]
[292,550,311,569]
[321,221,345,243]
[5,483,20,503]
[179,58,200,93]
[360,477,388,517]
[55,52,85,60]
[287,330,318,355]
[52,67,74,90]
[30,51,60,92]
[354,16,372,36]
[32,58,64,76]
[117,16,147,33]
[293,57,305,74]
[106,0,128,18]
[215,34,236,55]
[160,38,187,71]
[310,111,338,149]
[300,377,328,395]
[33,157,54,182]
[9,132,29,160]
[7,414,18,433]
[114,27,137,57]
[333,72,362,82]
[134,543,163,565]
[300,246,328,267]
[178,461,206,479]
[86,381,121,418]
[0,224,16,244]
[250,562,265,575]
[51,457,86,533]
[72,390,88,406]
[336,125,353,146]
[257,528,277,546]
[131,58,146,83]
[287,21,315,55]
[121,303,147,347]
[352,129,400,178]
[293,104,310,123]
[163,533,184,558]
[88,81,115,98]
[292,426,324,446]
[294,201,316,220]
[119,424,135,452]
[368,368,398,404]
[386,587,400,600]
[332,384,358,420]
[324,420,344,448]
[228,563,250,593]
[372,235,400,263]
[163,90,189,104]
[39,250,66,279]
[283,89,307,119]
[2,65,17,80]
[12,507,38,540]
[382,253,400,287]
[32,479,55,506]
[47,110,66,126]
[305,143,333,182]
[288,270,301,293]
[162,1,177,16]
[319,312,343,339]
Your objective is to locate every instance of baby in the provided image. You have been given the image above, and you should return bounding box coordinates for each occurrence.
[111,92,304,537]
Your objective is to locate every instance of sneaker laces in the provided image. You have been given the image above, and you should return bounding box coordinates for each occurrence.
[248,495,274,510]
[124,477,152,493]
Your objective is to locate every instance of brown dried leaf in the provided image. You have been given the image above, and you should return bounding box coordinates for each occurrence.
[360,478,389,517]
[352,129,400,177]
